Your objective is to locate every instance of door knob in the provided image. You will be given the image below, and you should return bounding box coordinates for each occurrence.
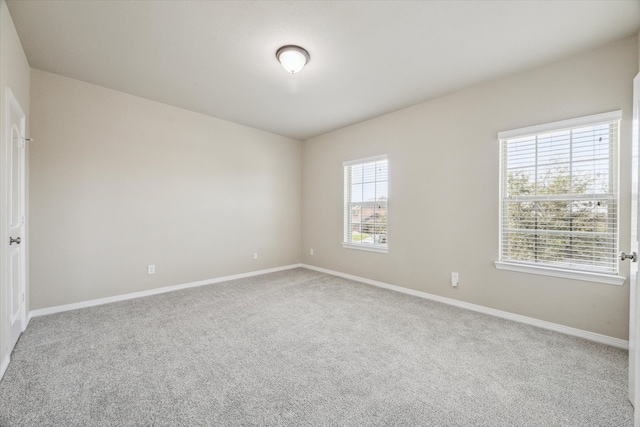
[9,236,20,245]
[620,251,637,262]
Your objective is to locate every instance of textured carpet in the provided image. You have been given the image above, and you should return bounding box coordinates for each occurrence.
[0,268,633,426]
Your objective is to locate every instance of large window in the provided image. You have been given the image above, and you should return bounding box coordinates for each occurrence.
[343,155,388,252]
[497,111,622,284]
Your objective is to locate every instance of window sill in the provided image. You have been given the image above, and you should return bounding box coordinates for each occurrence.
[342,243,388,253]
[494,261,626,286]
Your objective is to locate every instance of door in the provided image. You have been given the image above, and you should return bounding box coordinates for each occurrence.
[630,73,640,424]
[6,88,26,353]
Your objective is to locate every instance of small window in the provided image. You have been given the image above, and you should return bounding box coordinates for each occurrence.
[497,111,621,282]
[343,155,388,253]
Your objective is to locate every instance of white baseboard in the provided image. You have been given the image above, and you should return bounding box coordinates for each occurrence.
[30,264,302,318]
[0,354,9,382]
[301,264,629,350]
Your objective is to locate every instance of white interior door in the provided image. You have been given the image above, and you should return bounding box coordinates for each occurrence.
[630,73,640,425]
[6,88,26,353]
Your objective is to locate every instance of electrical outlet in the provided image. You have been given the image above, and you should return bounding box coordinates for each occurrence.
[147,265,155,275]
[310,248,314,255]
[253,252,258,260]
[451,272,459,287]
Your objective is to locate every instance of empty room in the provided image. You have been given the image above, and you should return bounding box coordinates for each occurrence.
[1,0,640,425]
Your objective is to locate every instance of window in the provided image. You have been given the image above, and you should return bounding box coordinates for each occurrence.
[496,111,623,285]
[343,155,388,252]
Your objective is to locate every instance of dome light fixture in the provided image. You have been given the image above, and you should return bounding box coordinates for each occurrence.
[276,45,310,74]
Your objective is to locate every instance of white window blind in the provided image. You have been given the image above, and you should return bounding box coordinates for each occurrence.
[499,111,620,275]
[343,156,388,252]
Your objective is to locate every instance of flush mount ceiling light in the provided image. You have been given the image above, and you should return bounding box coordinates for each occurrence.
[276,45,310,74]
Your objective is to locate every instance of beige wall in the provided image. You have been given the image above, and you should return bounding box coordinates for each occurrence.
[0,0,30,372]
[302,36,638,340]
[29,69,301,309]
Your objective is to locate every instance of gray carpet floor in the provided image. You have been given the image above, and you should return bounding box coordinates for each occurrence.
[0,268,633,426]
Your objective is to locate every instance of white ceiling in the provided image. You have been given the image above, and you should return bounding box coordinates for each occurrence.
[6,1,640,140]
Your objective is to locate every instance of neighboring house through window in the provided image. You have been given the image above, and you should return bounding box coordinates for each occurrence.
[343,155,388,253]
[495,111,624,285]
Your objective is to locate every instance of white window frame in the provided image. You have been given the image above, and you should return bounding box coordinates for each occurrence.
[495,111,625,286]
[343,155,388,253]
